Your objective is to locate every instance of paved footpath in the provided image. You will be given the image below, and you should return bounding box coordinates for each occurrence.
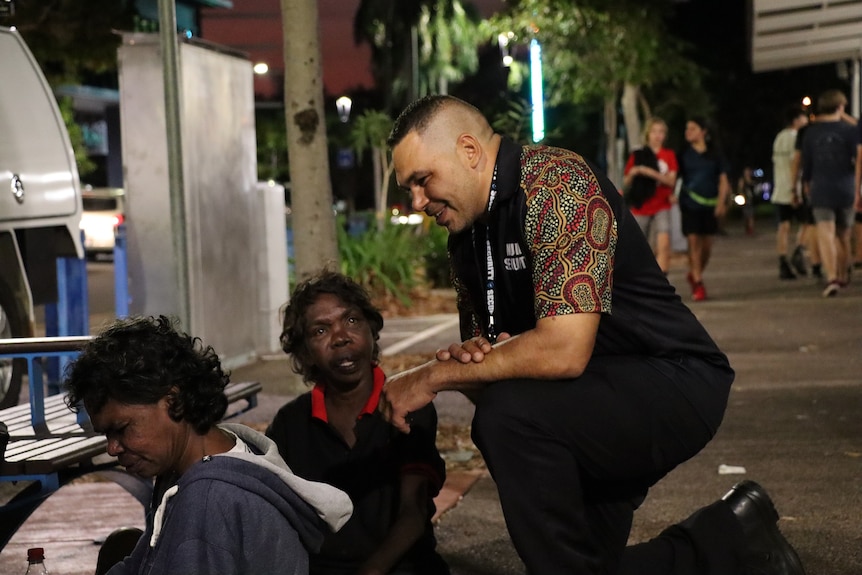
[2,217,861,574]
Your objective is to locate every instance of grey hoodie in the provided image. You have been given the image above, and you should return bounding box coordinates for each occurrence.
[108,423,353,575]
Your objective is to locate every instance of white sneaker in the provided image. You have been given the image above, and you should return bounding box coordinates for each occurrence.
[822,282,840,297]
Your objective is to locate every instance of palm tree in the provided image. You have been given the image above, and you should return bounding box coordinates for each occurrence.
[354,0,483,112]
[354,0,430,112]
[349,110,395,231]
[416,0,482,96]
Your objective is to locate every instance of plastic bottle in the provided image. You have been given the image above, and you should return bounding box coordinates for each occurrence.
[25,547,50,574]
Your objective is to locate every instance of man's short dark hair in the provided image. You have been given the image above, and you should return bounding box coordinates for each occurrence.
[281,270,384,383]
[817,89,846,114]
[387,95,451,149]
[64,315,229,433]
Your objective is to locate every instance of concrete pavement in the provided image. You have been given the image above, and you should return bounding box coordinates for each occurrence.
[2,215,861,574]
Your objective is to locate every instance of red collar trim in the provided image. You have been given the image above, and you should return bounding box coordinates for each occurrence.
[310,365,385,423]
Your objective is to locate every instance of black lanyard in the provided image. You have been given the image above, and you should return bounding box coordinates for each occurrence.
[473,163,499,343]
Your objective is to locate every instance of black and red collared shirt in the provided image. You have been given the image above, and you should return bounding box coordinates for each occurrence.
[266,366,447,574]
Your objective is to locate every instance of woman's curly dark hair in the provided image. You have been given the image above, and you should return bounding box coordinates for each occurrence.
[64,315,229,434]
[280,270,384,383]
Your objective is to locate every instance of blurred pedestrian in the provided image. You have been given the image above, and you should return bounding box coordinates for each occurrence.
[622,117,678,273]
[267,271,450,575]
[381,94,804,575]
[65,315,352,575]
[801,89,858,296]
[677,116,731,301]
[790,115,822,278]
[737,166,758,236]
[772,107,810,279]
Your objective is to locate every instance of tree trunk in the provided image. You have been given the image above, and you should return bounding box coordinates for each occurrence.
[621,83,641,152]
[281,0,339,281]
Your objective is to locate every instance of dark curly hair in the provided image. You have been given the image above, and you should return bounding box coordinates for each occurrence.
[64,315,229,434]
[280,271,384,383]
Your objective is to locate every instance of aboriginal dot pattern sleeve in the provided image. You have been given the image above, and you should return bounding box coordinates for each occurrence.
[521,146,616,318]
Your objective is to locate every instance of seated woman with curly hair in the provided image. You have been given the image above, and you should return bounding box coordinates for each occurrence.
[65,315,352,575]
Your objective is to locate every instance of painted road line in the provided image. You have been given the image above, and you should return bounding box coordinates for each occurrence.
[381,314,460,356]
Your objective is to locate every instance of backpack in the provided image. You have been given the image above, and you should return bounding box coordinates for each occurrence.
[625,147,659,208]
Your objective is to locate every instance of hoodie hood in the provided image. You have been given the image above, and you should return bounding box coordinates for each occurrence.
[217,423,353,531]
[148,423,352,552]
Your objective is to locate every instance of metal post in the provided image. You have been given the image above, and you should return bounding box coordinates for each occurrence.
[44,231,89,393]
[114,223,130,318]
[158,0,190,330]
[853,58,861,118]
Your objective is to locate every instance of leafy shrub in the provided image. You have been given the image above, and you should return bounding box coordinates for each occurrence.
[423,222,451,288]
[337,217,427,306]
[337,215,452,306]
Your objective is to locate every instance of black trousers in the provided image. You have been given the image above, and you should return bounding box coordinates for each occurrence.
[471,355,738,575]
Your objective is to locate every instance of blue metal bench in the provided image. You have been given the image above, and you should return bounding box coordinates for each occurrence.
[0,336,261,549]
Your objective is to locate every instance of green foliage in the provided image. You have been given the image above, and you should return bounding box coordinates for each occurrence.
[355,0,485,112]
[337,218,427,306]
[489,96,562,145]
[423,221,451,288]
[58,97,96,178]
[417,0,482,96]
[487,0,704,111]
[337,216,451,307]
[349,110,393,160]
[256,108,290,183]
[8,0,134,86]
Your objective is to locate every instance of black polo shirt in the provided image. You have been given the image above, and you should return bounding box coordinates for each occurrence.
[266,366,448,575]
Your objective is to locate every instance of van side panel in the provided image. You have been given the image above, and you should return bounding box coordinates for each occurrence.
[0,28,82,257]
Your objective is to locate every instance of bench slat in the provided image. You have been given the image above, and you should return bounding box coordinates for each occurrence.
[1,437,107,475]
[1,381,261,475]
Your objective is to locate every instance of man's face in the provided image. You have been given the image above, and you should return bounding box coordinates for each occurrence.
[90,396,191,478]
[392,131,484,234]
[303,293,375,390]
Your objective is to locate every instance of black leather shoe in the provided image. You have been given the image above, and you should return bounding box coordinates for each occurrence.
[722,480,806,575]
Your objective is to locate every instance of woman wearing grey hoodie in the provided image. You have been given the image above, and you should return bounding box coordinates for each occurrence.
[65,315,352,575]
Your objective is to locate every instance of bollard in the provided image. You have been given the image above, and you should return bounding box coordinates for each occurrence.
[114,223,130,318]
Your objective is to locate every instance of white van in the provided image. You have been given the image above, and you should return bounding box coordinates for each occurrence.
[80,186,125,258]
[0,26,83,407]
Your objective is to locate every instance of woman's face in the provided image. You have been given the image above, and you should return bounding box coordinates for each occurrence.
[90,396,193,478]
[685,121,706,145]
[647,122,667,148]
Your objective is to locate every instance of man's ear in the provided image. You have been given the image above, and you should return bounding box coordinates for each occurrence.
[457,133,482,169]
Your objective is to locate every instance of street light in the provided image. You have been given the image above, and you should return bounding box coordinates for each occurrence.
[336,96,352,123]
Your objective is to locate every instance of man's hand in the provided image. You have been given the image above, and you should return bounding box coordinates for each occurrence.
[435,333,512,364]
[380,365,439,434]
